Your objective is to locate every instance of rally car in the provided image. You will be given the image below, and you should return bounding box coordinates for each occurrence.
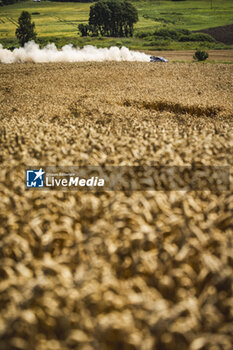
[150,56,168,62]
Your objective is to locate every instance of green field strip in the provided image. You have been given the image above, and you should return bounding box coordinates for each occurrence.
[6,17,17,26]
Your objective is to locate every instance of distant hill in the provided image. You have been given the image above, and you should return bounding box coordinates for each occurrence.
[195,24,233,45]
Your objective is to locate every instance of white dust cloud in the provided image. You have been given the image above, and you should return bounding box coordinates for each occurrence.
[0,41,150,64]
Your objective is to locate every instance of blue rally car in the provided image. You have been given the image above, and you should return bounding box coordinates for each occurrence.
[150,56,168,62]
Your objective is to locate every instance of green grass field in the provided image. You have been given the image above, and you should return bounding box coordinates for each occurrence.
[0,0,233,50]
[135,0,233,31]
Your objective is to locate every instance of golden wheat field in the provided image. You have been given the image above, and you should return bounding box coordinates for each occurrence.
[0,61,233,350]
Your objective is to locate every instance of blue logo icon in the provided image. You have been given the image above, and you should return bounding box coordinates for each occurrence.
[26,169,45,188]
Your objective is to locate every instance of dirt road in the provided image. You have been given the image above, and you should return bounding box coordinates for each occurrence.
[144,49,233,62]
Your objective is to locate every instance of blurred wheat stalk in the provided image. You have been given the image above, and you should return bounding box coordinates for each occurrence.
[0,62,232,350]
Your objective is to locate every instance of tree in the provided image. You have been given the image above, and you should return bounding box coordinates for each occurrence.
[89,1,111,36]
[15,11,37,47]
[88,0,138,37]
[193,50,209,61]
[78,24,89,37]
[122,1,138,37]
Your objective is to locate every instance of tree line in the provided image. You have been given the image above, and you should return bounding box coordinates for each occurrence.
[0,0,93,3]
[48,0,94,2]
[79,0,138,37]
[0,0,25,5]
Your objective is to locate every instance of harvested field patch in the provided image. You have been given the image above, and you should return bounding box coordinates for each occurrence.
[0,62,233,350]
[195,24,233,45]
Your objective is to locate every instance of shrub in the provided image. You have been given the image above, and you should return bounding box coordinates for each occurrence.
[115,41,123,47]
[154,28,179,40]
[193,50,209,61]
[179,35,190,42]
[192,33,215,42]
[179,33,215,42]
[178,28,191,35]
[153,28,191,41]
[135,30,153,39]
